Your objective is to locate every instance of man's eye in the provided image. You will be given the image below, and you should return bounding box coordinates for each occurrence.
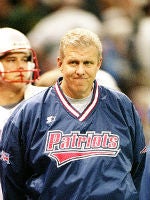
[84,61,92,65]
[22,56,29,62]
[7,59,15,62]
[22,59,28,62]
[70,61,78,65]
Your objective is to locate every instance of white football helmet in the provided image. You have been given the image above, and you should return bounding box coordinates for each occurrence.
[0,27,39,83]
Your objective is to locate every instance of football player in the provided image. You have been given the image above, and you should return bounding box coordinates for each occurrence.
[0,27,46,199]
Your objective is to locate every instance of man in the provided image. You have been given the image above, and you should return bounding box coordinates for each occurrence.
[0,27,46,198]
[0,27,46,139]
[0,28,145,199]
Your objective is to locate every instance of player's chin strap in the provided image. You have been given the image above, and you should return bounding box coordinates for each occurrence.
[0,61,40,83]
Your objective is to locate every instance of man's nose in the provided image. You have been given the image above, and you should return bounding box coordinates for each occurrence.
[16,61,26,69]
[76,63,85,75]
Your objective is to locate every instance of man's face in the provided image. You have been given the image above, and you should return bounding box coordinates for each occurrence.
[0,52,31,83]
[58,45,102,99]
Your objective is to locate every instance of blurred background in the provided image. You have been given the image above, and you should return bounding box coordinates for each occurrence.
[0,0,150,144]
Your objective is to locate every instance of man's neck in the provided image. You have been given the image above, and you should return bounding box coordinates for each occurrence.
[0,84,26,107]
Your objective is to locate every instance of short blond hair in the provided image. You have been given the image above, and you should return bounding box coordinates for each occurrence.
[59,28,102,60]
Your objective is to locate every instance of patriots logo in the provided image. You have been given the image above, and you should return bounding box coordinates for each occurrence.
[45,130,120,167]
[0,150,10,164]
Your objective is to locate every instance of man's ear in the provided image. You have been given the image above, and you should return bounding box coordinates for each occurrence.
[97,58,103,72]
[57,57,63,70]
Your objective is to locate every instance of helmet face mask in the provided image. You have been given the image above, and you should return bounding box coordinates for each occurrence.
[0,28,40,83]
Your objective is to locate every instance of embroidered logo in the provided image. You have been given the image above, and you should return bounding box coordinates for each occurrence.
[0,150,10,164]
[46,116,56,124]
[140,146,148,154]
[45,130,120,167]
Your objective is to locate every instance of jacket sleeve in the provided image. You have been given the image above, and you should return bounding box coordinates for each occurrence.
[0,110,27,200]
[140,146,150,200]
[129,103,146,192]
